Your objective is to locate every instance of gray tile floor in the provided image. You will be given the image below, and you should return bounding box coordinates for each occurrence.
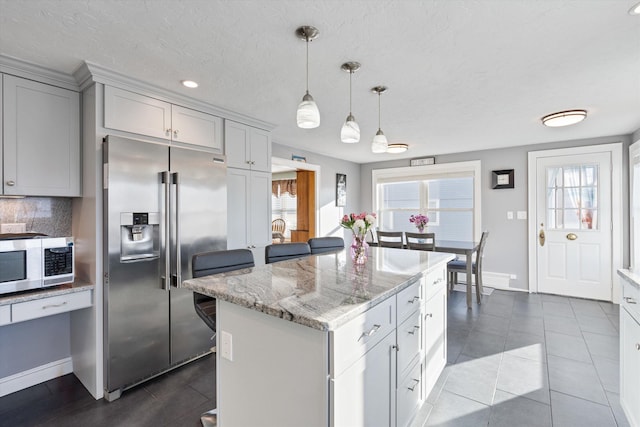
[412,289,629,427]
[0,289,629,427]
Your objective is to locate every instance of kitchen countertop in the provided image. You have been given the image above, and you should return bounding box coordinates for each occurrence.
[183,247,455,331]
[0,281,94,306]
[618,268,640,289]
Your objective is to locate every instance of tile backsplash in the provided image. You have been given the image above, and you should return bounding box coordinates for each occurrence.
[0,197,72,237]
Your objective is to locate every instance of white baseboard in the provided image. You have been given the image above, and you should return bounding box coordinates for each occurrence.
[456,271,529,293]
[0,357,73,397]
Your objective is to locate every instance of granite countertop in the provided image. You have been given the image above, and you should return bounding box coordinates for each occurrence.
[618,268,640,289]
[0,281,94,306]
[183,247,455,331]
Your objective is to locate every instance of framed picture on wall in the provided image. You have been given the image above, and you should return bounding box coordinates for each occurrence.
[336,173,347,207]
[492,169,515,189]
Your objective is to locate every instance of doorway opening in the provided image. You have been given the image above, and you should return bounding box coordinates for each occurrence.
[271,157,320,244]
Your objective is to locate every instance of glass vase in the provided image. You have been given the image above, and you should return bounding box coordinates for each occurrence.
[350,235,369,265]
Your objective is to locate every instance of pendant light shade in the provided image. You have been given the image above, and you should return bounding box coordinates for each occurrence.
[340,62,361,143]
[371,86,388,153]
[296,26,320,129]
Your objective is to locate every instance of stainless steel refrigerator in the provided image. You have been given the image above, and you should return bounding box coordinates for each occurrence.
[103,135,226,400]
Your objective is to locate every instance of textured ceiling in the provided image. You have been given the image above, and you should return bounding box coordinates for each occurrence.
[1,0,639,163]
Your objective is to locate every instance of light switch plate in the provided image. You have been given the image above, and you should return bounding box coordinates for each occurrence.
[507,211,514,220]
[1,223,26,233]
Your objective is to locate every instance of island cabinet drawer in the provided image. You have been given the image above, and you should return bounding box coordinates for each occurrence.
[0,305,10,326]
[397,281,421,324]
[397,310,421,378]
[397,359,422,427]
[11,291,92,323]
[423,267,446,300]
[622,278,640,322]
[330,298,395,377]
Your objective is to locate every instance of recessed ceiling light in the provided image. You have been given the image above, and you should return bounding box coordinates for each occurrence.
[386,143,409,154]
[629,1,640,15]
[181,80,198,88]
[541,110,587,127]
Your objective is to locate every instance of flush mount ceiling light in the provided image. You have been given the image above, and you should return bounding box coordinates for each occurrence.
[296,26,320,129]
[629,1,640,14]
[340,62,361,143]
[541,109,587,127]
[181,80,198,88]
[371,86,389,153]
[386,143,409,154]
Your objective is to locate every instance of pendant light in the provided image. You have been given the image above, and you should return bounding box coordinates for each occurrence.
[371,86,389,153]
[340,62,361,143]
[296,26,320,129]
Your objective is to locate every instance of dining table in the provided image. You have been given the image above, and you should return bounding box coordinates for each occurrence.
[434,240,480,309]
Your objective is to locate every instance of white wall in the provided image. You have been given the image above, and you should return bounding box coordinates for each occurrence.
[272,142,361,242]
[360,135,632,291]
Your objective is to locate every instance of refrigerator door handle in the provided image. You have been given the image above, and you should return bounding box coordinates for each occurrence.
[161,171,171,291]
[172,172,182,288]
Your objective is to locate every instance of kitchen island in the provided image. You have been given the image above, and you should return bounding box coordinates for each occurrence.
[183,247,455,427]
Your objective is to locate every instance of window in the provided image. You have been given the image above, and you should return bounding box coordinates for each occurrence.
[372,161,481,242]
[546,164,599,230]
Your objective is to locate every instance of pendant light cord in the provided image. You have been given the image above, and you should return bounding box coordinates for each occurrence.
[349,71,353,115]
[378,91,382,131]
[305,35,309,94]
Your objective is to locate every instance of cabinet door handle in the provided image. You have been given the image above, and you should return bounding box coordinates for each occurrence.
[407,378,420,392]
[358,324,381,341]
[6,180,15,186]
[434,277,443,284]
[408,325,420,335]
[408,295,419,304]
[425,313,433,319]
[173,129,179,138]
[635,343,640,351]
[42,301,67,310]
[165,128,171,136]
[624,297,637,304]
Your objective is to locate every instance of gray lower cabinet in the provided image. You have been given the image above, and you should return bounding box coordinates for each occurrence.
[620,275,640,427]
[2,74,80,196]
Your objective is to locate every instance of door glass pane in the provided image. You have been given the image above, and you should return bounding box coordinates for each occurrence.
[546,164,599,230]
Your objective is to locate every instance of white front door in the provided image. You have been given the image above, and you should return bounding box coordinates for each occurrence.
[534,151,612,300]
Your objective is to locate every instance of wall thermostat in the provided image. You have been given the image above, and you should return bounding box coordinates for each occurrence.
[410,157,435,166]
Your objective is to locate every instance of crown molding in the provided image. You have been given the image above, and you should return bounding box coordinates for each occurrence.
[74,61,276,131]
[0,55,79,91]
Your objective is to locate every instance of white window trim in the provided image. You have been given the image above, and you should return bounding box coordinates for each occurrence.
[371,160,482,241]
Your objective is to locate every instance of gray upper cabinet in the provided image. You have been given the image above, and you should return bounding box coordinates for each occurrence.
[103,86,223,152]
[225,120,271,172]
[2,74,81,197]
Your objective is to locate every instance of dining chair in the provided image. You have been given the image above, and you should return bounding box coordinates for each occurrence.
[376,230,404,248]
[405,232,436,251]
[272,218,286,243]
[265,242,311,264]
[191,248,255,427]
[447,231,489,303]
[308,236,345,254]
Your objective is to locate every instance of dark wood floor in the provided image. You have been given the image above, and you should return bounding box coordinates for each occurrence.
[0,354,216,427]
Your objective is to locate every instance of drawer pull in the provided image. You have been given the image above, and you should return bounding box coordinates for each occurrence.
[407,378,420,392]
[425,313,433,319]
[636,343,640,351]
[408,296,420,304]
[433,277,443,284]
[408,325,420,335]
[624,297,637,304]
[42,301,67,310]
[358,324,381,341]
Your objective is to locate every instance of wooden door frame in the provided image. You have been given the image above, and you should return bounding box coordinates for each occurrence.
[527,143,623,302]
[271,156,321,238]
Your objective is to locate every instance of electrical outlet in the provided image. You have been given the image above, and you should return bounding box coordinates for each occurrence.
[509,274,517,280]
[221,331,233,361]
[1,223,26,233]
[517,211,527,220]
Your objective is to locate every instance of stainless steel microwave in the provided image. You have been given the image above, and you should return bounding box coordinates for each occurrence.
[0,236,74,294]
